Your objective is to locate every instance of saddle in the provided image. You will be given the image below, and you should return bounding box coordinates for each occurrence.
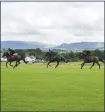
[9,53,19,58]
[13,53,18,56]
[50,56,56,59]
[86,56,94,62]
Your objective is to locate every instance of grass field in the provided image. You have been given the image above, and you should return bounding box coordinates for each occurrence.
[1,62,104,111]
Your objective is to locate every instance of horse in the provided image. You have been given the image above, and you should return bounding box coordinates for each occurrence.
[2,52,27,68]
[80,53,104,69]
[45,52,68,68]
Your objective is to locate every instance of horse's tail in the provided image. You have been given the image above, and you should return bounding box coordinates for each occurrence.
[99,57,105,64]
[61,57,68,63]
[21,55,28,64]
[23,58,28,64]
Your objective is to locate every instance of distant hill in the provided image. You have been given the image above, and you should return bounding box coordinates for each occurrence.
[1,41,104,50]
[1,41,55,50]
[56,42,104,50]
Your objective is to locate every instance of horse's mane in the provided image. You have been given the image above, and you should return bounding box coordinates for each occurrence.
[4,51,9,55]
[81,52,87,56]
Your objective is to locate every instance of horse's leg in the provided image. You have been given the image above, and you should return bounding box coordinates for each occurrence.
[6,61,8,68]
[48,64,52,68]
[9,61,13,67]
[13,62,16,69]
[90,62,95,69]
[96,62,100,69]
[23,58,27,64]
[81,62,85,69]
[15,61,20,67]
[47,61,51,68]
[15,61,20,68]
[13,61,18,69]
[55,61,59,68]
[18,61,20,65]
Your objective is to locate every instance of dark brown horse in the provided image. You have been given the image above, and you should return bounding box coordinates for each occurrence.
[45,52,68,68]
[80,53,104,69]
[2,52,27,68]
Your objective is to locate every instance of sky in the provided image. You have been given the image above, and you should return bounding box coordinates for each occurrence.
[1,2,104,45]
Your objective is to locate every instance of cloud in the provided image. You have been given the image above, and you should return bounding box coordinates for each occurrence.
[1,2,104,45]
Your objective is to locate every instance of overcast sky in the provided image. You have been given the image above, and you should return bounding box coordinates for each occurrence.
[1,2,104,45]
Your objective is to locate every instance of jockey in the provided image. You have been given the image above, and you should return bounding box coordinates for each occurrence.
[84,50,92,61]
[8,48,16,56]
[49,49,56,58]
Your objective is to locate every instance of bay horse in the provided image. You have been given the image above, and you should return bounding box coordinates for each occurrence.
[2,52,27,68]
[80,53,104,69]
[45,52,68,68]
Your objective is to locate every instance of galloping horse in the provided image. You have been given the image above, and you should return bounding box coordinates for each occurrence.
[2,52,27,68]
[45,52,68,68]
[80,53,104,69]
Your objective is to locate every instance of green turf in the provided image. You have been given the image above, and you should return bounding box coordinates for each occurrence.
[1,62,104,111]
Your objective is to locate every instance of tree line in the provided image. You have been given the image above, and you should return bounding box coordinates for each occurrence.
[1,48,104,62]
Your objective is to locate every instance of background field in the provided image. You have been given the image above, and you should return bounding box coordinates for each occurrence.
[1,62,104,111]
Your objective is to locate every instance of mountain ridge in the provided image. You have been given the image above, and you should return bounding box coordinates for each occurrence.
[1,41,104,50]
